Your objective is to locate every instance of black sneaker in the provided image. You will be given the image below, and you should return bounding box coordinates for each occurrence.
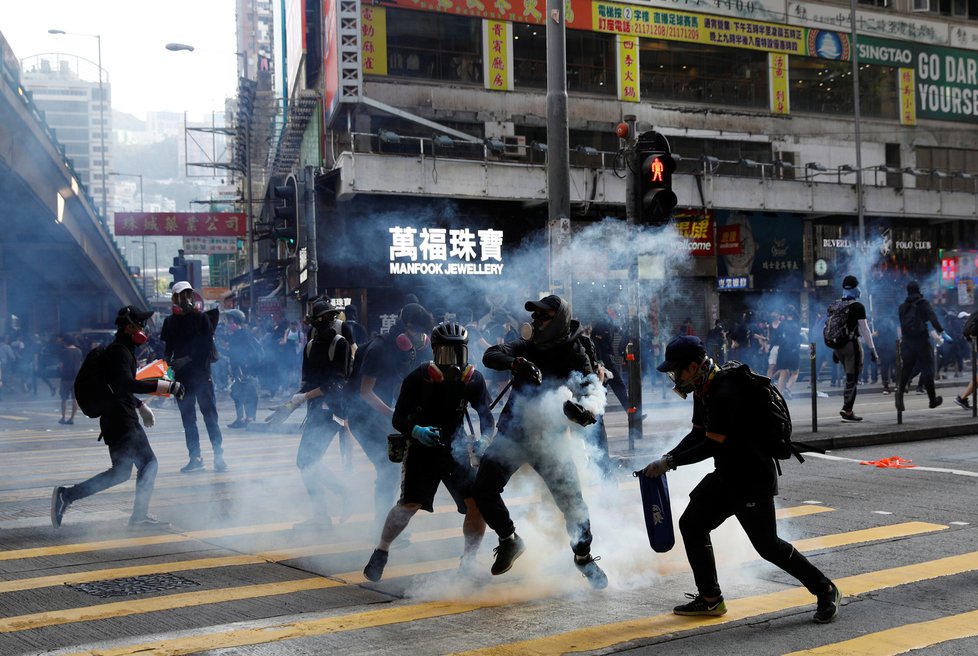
[674,593,727,616]
[51,486,70,528]
[929,396,943,409]
[214,454,228,472]
[840,411,863,422]
[363,548,389,582]
[813,584,841,624]
[128,515,170,530]
[180,457,205,473]
[574,554,609,589]
[954,395,971,409]
[490,534,526,575]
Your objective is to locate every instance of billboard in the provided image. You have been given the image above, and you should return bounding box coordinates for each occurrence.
[115,213,247,237]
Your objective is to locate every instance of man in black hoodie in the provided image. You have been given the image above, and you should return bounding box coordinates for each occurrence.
[51,306,185,530]
[473,294,608,589]
[896,280,950,411]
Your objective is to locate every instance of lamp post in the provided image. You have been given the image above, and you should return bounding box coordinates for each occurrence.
[49,29,108,219]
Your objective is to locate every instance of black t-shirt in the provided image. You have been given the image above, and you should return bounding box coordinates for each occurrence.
[392,365,494,443]
[161,311,216,379]
[845,300,867,335]
[688,372,779,498]
[100,338,161,438]
[300,328,350,402]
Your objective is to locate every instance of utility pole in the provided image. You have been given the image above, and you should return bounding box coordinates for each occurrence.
[304,165,318,298]
[546,0,571,301]
[621,115,644,448]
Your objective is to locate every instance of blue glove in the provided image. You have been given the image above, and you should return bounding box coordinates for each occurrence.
[411,425,441,447]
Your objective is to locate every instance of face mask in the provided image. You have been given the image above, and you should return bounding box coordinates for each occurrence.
[668,358,713,399]
[129,322,148,345]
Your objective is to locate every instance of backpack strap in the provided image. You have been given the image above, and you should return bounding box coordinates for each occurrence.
[328,333,343,360]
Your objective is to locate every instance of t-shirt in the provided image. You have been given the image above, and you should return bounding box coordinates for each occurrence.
[59,345,83,381]
[845,300,867,336]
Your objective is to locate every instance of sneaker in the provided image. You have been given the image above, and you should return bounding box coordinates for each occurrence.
[51,486,70,528]
[673,593,727,616]
[574,554,609,590]
[180,457,205,474]
[954,395,971,409]
[840,411,863,422]
[882,387,892,395]
[363,548,389,582]
[128,515,170,530]
[58,418,67,425]
[813,583,841,624]
[226,418,247,429]
[929,396,943,409]
[490,534,526,575]
[213,454,228,472]
[66,419,74,425]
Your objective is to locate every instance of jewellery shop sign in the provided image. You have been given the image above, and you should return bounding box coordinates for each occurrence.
[388,226,505,275]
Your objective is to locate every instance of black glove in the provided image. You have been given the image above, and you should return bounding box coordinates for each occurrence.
[511,357,542,385]
[563,400,596,426]
[168,381,186,401]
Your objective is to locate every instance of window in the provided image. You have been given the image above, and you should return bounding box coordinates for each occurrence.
[789,57,897,119]
[34,99,89,113]
[639,40,768,108]
[915,146,978,191]
[385,9,482,84]
[513,27,615,95]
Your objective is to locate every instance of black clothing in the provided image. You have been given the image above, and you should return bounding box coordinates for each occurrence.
[474,320,597,555]
[228,327,261,421]
[897,293,942,403]
[832,299,868,413]
[775,318,801,371]
[668,362,831,600]
[64,336,161,519]
[899,293,943,338]
[392,364,494,512]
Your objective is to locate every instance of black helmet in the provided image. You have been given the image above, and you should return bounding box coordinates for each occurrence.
[431,321,468,370]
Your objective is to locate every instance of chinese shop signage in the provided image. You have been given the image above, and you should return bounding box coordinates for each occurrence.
[115,213,246,237]
[389,226,505,275]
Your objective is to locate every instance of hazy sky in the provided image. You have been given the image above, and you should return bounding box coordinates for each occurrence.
[2,1,239,119]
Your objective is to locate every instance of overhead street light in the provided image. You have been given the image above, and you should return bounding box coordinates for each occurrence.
[49,28,108,219]
[165,42,195,52]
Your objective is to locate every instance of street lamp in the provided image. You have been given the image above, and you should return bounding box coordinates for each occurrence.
[49,29,108,219]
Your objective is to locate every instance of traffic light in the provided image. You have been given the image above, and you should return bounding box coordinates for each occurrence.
[169,251,188,288]
[273,175,299,255]
[634,131,677,225]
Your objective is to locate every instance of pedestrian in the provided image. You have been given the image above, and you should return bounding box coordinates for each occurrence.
[896,280,950,412]
[345,303,435,530]
[827,275,878,422]
[160,281,227,473]
[225,310,262,428]
[472,294,609,589]
[704,320,726,363]
[773,306,801,399]
[640,335,841,623]
[363,321,495,581]
[51,306,185,530]
[286,298,354,529]
[875,314,898,394]
[57,334,83,424]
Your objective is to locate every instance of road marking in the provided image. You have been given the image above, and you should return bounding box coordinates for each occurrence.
[447,550,978,656]
[777,505,833,519]
[56,549,978,656]
[807,452,978,478]
[789,522,946,552]
[0,415,29,421]
[783,609,978,655]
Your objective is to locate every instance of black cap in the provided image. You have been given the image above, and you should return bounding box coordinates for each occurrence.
[842,275,859,290]
[400,303,434,331]
[116,305,154,327]
[656,335,707,372]
[907,280,920,294]
[525,294,562,313]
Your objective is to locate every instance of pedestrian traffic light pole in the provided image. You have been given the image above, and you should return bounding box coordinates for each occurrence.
[621,115,644,449]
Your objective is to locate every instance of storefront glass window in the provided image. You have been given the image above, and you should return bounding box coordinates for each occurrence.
[790,57,897,119]
[385,9,482,84]
[639,40,768,108]
[513,26,615,95]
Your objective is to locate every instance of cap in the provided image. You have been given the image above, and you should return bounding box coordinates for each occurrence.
[116,305,154,326]
[842,275,859,290]
[308,297,342,320]
[172,281,193,294]
[524,294,562,313]
[224,309,246,324]
[656,335,707,373]
[907,280,921,294]
[400,303,434,331]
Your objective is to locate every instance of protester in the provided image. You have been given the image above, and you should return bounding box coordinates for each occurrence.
[57,334,83,424]
[51,306,185,530]
[641,335,841,623]
[827,276,878,422]
[472,294,608,589]
[160,281,227,473]
[773,306,801,399]
[896,280,949,412]
[225,310,262,428]
[363,321,495,581]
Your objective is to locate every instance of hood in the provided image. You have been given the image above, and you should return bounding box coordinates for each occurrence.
[531,297,572,350]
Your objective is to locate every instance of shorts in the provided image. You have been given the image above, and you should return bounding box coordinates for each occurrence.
[400,441,475,513]
[767,346,780,367]
[59,379,75,401]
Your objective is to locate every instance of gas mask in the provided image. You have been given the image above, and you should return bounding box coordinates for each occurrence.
[527,301,571,350]
[668,357,714,400]
[395,329,428,364]
[172,290,202,315]
[129,320,149,346]
[433,343,468,382]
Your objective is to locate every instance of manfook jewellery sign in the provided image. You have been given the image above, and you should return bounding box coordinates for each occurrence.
[389,226,505,275]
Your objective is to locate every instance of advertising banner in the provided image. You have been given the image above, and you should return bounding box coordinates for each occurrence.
[716,212,803,291]
[673,210,714,257]
[183,236,240,255]
[769,52,788,114]
[361,6,388,76]
[483,20,513,91]
[115,213,246,237]
[617,34,640,102]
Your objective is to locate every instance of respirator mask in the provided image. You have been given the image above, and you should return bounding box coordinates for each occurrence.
[433,343,468,382]
[128,319,149,346]
[668,357,714,400]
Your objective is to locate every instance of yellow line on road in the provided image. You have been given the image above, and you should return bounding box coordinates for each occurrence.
[447,550,978,656]
[791,521,946,551]
[777,505,833,519]
[0,415,29,421]
[784,609,978,655]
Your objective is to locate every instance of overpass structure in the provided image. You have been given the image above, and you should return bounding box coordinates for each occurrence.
[0,33,143,336]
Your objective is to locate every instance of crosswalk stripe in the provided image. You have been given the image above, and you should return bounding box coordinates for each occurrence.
[782,609,978,655]
[447,550,978,656]
[790,522,946,551]
[55,549,978,656]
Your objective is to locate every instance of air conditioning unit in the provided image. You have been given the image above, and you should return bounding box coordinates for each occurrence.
[503,135,526,158]
[911,0,934,12]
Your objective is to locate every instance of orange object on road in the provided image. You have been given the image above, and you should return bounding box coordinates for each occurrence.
[859,456,917,469]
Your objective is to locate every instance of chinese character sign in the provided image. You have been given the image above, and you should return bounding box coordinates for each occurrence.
[182,236,239,255]
[673,211,714,256]
[899,67,916,126]
[361,6,388,76]
[483,19,512,91]
[617,35,639,103]
[769,52,789,114]
[389,225,505,275]
[115,213,246,237]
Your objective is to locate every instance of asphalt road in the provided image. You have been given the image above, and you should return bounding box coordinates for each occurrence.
[0,382,977,655]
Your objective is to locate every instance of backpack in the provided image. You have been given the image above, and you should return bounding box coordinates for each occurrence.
[714,361,820,472]
[963,312,978,340]
[74,345,115,418]
[900,299,928,337]
[823,298,855,349]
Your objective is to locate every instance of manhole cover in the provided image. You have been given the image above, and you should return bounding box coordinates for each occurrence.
[66,573,200,598]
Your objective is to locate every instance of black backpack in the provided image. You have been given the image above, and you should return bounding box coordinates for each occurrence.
[963,312,978,340]
[74,345,115,418]
[715,361,820,472]
[900,299,928,337]
[823,299,855,349]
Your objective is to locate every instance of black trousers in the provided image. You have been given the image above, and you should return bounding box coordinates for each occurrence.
[899,336,937,402]
[67,427,158,520]
[295,404,345,512]
[177,374,224,460]
[346,409,401,522]
[473,431,593,556]
[680,474,831,599]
